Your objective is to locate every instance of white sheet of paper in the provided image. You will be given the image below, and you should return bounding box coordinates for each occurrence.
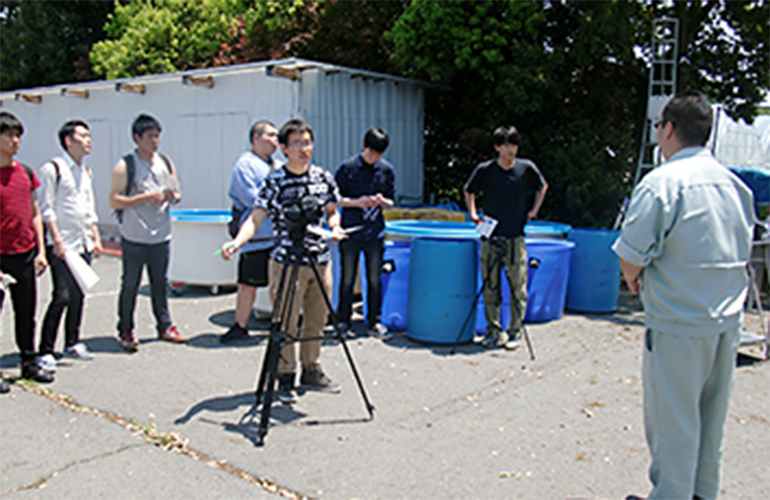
[475,216,498,238]
[64,252,100,293]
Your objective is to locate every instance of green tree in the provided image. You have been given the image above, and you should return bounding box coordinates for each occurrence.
[0,0,115,91]
[389,0,768,227]
[90,0,246,79]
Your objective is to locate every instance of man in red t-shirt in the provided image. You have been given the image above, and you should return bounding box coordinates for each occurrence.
[0,112,52,388]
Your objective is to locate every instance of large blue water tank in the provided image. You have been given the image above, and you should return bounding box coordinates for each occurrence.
[407,238,478,344]
[566,228,621,312]
[475,238,575,332]
[523,239,574,323]
[381,240,410,331]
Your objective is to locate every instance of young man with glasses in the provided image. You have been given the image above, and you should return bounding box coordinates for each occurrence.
[221,119,346,403]
[37,120,102,372]
[615,91,756,500]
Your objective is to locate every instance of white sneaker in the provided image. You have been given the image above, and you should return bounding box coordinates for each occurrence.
[64,343,94,360]
[38,354,57,373]
[368,323,392,340]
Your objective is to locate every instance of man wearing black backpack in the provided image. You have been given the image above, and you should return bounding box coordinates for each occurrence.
[37,120,102,372]
[108,114,184,351]
[219,120,278,343]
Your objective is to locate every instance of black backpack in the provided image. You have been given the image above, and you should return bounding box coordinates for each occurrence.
[114,153,171,223]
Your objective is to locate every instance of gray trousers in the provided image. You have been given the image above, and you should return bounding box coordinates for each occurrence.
[643,327,739,500]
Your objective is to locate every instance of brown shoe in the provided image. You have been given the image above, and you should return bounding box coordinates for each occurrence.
[159,325,186,343]
[119,331,139,351]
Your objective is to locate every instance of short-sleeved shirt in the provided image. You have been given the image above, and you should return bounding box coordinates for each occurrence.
[465,158,546,238]
[255,164,340,266]
[1,161,40,255]
[228,151,275,253]
[119,152,173,245]
[334,153,396,241]
[612,147,755,336]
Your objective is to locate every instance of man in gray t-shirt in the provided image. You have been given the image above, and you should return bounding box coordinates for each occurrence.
[108,114,185,351]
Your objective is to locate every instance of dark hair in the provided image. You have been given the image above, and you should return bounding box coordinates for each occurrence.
[250,120,276,142]
[278,119,314,145]
[0,112,24,136]
[58,119,89,150]
[662,90,713,146]
[492,125,519,146]
[131,113,162,141]
[363,127,389,153]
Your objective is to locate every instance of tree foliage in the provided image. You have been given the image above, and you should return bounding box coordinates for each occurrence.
[389,0,768,227]
[0,0,114,91]
[90,0,245,79]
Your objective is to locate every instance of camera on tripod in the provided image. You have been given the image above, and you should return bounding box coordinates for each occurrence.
[283,194,324,238]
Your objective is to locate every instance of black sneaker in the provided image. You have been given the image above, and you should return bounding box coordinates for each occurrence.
[220,323,248,343]
[300,366,341,394]
[276,372,297,404]
[0,378,9,394]
[21,361,54,384]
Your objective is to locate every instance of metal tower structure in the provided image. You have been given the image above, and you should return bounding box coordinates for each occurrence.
[632,17,679,187]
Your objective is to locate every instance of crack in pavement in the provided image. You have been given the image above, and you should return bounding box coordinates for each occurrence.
[7,379,310,499]
[0,443,142,497]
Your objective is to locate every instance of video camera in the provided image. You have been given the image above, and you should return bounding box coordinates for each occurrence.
[283,194,324,238]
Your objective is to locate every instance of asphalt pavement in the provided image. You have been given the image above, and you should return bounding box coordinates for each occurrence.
[1,254,768,499]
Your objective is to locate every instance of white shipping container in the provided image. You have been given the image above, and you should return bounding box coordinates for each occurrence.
[0,59,428,237]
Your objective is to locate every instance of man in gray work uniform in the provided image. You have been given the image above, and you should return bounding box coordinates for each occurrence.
[614,90,756,500]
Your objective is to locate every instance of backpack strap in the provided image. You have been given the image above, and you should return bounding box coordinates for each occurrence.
[114,154,135,224]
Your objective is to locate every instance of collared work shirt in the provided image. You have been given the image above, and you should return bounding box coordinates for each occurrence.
[612,147,755,336]
[38,153,98,253]
[228,150,274,252]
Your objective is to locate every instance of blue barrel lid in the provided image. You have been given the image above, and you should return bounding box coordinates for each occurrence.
[171,208,231,223]
[524,220,572,236]
[386,219,573,240]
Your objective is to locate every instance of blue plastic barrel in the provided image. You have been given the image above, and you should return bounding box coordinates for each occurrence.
[524,239,575,322]
[407,238,478,344]
[475,238,575,331]
[381,240,410,331]
[524,220,572,239]
[566,228,621,312]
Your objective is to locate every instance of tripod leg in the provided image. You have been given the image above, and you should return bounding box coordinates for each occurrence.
[255,261,291,404]
[255,260,301,446]
[521,324,536,361]
[308,258,376,418]
[450,241,501,354]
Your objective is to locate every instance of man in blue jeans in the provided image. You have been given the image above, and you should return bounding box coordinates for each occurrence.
[335,128,396,339]
[108,114,185,351]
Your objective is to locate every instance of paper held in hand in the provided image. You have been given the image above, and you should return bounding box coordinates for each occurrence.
[475,216,498,238]
[64,252,100,293]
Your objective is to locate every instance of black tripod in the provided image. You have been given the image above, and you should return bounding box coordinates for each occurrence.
[450,238,536,360]
[252,240,375,446]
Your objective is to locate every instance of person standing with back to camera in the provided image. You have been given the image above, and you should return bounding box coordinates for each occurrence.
[464,125,548,350]
[615,90,756,500]
[221,119,346,404]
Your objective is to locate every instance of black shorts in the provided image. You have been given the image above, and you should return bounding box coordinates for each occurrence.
[238,248,271,287]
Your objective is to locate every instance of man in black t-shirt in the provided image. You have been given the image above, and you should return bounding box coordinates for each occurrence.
[464,125,548,350]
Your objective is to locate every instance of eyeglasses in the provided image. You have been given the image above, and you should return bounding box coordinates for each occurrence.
[654,119,675,129]
[288,141,314,150]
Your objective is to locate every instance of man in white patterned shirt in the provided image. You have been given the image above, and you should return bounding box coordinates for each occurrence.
[37,120,102,372]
